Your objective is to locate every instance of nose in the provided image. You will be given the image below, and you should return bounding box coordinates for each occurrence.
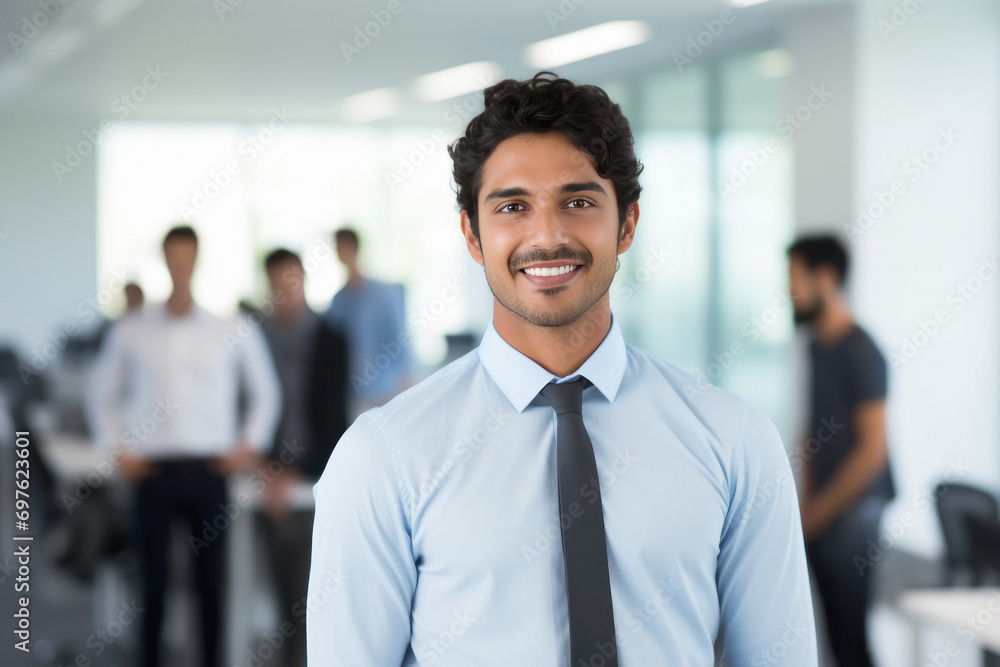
[528,200,571,249]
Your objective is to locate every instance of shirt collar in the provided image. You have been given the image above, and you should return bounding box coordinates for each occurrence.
[478,314,627,413]
[153,301,206,322]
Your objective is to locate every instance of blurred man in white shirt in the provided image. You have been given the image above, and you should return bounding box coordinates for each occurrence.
[88,225,281,667]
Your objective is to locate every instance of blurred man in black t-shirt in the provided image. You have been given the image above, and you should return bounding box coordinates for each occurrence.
[788,235,893,667]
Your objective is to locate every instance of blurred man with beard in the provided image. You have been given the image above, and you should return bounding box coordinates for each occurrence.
[788,235,893,667]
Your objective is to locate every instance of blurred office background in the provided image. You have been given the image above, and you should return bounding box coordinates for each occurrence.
[0,0,998,665]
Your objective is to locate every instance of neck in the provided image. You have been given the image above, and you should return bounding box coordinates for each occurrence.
[276,305,307,327]
[166,289,194,317]
[493,297,612,378]
[346,268,363,288]
[812,293,854,346]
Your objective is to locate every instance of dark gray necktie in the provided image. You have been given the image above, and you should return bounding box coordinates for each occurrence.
[541,378,618,667]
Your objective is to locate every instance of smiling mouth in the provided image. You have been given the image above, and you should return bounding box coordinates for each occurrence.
[521,265,581,277]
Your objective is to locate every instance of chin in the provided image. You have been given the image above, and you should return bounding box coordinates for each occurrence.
[793,309,817,325]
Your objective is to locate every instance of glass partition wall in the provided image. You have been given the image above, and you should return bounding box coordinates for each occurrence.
[97,46,795,438]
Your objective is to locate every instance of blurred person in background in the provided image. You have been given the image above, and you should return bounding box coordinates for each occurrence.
[87,225,281,667]
[90,280,145,351]
[325,227,412,420]
[124,281,144,313]
[788,234,894,667]
[259,248,349,667]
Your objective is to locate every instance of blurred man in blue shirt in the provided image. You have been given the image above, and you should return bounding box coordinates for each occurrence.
[308,72,816,666]
[326,228,413,420]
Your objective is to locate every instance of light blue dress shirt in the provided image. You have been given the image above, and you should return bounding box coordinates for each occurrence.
[308,317,816,666]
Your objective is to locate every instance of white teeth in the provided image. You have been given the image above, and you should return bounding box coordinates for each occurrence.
[523,265,578,277]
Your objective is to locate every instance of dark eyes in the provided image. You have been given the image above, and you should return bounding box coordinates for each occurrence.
[495,199,593,214]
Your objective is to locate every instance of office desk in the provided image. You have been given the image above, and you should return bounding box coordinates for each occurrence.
[898,587,1000,666]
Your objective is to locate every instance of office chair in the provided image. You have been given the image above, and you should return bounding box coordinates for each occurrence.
[935,482,1000,586]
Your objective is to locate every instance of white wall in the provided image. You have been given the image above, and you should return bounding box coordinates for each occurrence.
[786,5,857,232]
[854,0,1000,557]
[786,0,1000,558]
[784,5,858,453]
[0,120,100,374]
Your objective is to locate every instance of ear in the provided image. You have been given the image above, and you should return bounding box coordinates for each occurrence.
[817,265,841,293]
[460,210,484,266]
[616,201,639,255]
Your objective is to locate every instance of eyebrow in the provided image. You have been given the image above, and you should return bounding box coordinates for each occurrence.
[484,186,529,203]
[560,181,607,196]
[482,181,608,203]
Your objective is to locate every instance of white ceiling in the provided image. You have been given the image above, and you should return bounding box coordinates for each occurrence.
[0,0,847,124]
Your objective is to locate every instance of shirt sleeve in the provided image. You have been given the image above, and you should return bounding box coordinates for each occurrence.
[237,322,282,453]
[307,412,416,665]
[717,403,818,666]
[848,333,887,404]
[86,322,127,453]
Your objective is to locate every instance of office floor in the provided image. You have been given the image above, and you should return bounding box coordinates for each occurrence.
[0,535,987,667]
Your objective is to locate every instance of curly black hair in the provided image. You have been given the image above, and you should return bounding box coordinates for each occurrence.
[448,71,643,240]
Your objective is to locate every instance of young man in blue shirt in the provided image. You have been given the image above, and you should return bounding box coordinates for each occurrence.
[308,72,816,666]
